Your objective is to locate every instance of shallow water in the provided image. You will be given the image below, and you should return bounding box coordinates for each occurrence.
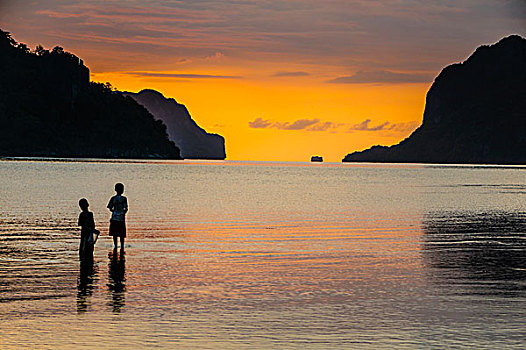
[0,159,525,349]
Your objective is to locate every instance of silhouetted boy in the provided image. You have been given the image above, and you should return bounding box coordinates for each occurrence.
[107,183,128,251]
[78,198,98,260]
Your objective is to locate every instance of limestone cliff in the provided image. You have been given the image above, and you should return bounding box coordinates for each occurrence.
[343,35,526,164]
[124,89,226,159]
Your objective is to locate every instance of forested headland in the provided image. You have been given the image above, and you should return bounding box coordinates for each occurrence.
[0,29,181,159]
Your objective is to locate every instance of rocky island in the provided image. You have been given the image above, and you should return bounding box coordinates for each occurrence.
[343,35,526,164]
[0,29,181,159]
[123,90,226,159]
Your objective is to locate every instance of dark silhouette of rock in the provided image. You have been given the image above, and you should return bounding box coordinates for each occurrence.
[0,29,181,159]
[123,90,226,159]
[343,35,526,164]
[311,156,323,162]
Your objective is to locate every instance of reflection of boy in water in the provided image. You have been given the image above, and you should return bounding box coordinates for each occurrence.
[77,259,97,313]
[78,198,97,260]
[107,183,128,251]
[108,250,126,313]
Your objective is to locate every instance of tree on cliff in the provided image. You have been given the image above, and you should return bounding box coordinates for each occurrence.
[0,29,181,159]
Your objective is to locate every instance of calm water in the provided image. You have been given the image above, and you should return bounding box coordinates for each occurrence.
[0,159,525,349]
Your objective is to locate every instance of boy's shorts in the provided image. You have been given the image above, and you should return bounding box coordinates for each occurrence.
[109,220,126,237]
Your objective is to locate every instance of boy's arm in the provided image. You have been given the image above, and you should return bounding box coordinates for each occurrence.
[124,197,128,213]
[88,213,95,229]
[107,197,114,211]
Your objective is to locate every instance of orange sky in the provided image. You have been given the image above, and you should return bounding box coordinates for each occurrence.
[92,69,428,161]
[1,1,524,161]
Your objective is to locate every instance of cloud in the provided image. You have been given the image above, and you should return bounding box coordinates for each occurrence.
[348,119,420,133]
[248,117,320,130]
[3,1,522,74]
[248,117,420,134]
[385,121,420,133]
[328,70,432,84]
[272,71,310,77]
[205,51,225,60]
[124,71,241,79]
[308,121,335,131]
[351,119,390,131]
[274,118,320,130]
[249,117,273,129]
[35,9,84,19]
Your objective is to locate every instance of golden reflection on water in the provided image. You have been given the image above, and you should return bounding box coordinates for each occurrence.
[125,219,423,308]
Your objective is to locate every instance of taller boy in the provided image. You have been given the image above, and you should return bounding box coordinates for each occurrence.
[107,183,128,251]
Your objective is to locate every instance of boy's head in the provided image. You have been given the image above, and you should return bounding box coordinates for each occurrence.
[79,198,89,211]
[115,183,124,195]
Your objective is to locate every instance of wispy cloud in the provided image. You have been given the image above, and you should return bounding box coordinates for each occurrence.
[348,119,420,133]
[308,121,336,132]
[272,71,310,77]
[248,117,273,129]
[328,70,432,84]
[248,117,420,134]
[249,117,321,130]
[351,119,390,131]
[205,52,225,60]
[124,71,242,79]
[274,118,320,130]
[384,121,421,133]
[35,10,85,19]
[3,0,522,74]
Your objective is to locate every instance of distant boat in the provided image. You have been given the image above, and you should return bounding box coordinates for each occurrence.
[311,156,323,162]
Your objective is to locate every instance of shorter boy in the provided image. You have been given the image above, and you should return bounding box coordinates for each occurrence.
[78,198,98,260]
[107,183,128,251]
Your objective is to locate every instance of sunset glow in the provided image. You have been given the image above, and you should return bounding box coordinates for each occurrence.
[1,0,524,161]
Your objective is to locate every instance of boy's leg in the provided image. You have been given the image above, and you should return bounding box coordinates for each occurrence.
[79,238,85,260]
[113,236,118,249]
[87,241,94,258]
[120,237,125,251]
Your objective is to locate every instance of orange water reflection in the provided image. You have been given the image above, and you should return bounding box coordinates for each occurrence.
[124,216,423,309]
